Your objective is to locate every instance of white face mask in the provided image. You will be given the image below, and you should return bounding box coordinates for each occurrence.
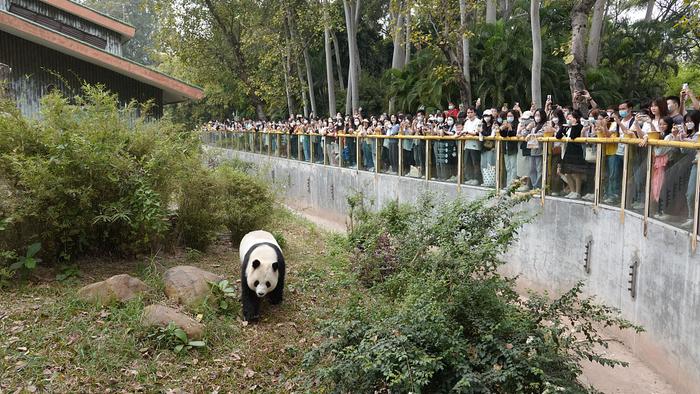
[534,116,541,123]
[484,115,492,121]
[507,117,514,123]
[448,105,455,110]
[588,117,595,123]
[687,122,695,130]
[552,118,559,124]
[354,121,360,126]
[437,117,444,123]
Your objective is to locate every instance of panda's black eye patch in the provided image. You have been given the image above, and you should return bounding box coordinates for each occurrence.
[254,280,259,287]
[252,260,260,269]
[272,262,279,271]
[266,281,271,287]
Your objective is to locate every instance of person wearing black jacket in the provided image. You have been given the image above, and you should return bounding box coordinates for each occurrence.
[556,109,588,199]
[499,110,519,187]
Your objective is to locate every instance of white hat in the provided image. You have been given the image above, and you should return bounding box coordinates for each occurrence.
[521,111,533,120]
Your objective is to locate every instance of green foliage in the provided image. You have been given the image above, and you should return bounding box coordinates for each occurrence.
[0,85,199,262]
[214,163,275,244]
[146,322,206,354]
[55,264,81,283]
[204,279,239,315]
[175,164,222,251]
[270,230,287,251]
[9,242,42,271]
[305,193,642,393]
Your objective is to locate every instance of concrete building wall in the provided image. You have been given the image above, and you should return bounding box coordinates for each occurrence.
[222,148,700,393]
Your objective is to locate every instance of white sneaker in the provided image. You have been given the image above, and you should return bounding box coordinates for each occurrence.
[680,219,694,228]
[447,176,457,182]
[567,192,581,199]
[653,213,672,221]
[582,193,595,201]
[632,201,644,210]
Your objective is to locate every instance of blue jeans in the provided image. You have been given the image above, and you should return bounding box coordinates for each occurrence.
[362,140,374,169]
[302,136,311,162]
[606,155,623,197]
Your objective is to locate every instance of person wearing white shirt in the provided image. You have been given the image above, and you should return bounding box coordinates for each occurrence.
[604,101,634,203]
[460,107,482,186]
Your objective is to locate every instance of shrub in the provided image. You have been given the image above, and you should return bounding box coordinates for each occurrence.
[304,193,642,393]
[175,164,222,251]
[214,163,274,244]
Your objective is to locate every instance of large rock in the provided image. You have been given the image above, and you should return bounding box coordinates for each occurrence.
[163,266,224,307]
[141,305,204,340]
[77,274,149,305]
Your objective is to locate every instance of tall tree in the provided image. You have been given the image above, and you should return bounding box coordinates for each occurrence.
[331,31,345,94]
[404,6,412,65]
[586,0,606,67]
[459,0,473,105]
[531,0,542,107]
[389,0,406,113]
[567,0,597,110]
[343,0,361,114]
[486,0,497,23]
[322,0,336,117]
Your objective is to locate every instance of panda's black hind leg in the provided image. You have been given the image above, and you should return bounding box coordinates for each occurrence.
[242,287,261,321]
[269,270,284,305]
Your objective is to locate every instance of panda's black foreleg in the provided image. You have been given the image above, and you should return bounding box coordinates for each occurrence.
[242,287,261,321]
[269,265,285,305]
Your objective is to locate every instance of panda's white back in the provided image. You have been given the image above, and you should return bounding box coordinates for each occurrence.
[239,230,280,262]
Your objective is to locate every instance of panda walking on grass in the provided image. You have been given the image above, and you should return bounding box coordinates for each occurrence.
[239,230,286,322]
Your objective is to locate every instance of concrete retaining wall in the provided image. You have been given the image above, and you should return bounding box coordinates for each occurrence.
[220,148,700,392]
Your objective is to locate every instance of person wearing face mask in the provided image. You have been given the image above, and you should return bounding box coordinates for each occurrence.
[460,106,482,185]
[682,111,700,228]
[479,109,497,187]
[603,101,635,203]
[527,109,547,190]
[556,110,588,199]
[499,110,519,187]
[358,118,374,171]
[400,115,415,175]
[433,114,456,181]
[411,109,426,177]
[446,101,459,119]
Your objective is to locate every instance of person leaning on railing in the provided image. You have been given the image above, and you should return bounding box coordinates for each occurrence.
[460,106,482,186]
[557,110,588,199]
[499,110,519,188]
[682,111,700,228]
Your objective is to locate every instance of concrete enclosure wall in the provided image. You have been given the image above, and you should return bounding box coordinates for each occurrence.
[221,148,700,393]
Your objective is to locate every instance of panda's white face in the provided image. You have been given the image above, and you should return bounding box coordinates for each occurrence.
[245,245,279,298]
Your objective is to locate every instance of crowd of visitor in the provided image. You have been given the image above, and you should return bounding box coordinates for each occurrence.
[205,87,700,228]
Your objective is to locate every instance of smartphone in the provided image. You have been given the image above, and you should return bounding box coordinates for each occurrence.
[683,83,689,90]
[547,94,552,101]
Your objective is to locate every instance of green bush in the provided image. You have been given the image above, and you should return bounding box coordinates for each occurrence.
[214,163,274,244]
[304,193,642,393]
[0,84,275,265]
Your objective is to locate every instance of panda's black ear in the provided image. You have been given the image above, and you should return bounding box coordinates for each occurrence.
[272,262,279,271]
[252,260,260,269]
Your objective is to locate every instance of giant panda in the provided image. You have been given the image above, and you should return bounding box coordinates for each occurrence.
[239,230,286,321]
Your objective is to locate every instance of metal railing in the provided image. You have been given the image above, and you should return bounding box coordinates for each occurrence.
[202,129,700,251]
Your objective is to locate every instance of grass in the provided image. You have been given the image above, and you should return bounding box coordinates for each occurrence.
[0,207,355,393]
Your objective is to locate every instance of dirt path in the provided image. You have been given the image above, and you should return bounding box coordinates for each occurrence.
[289,207,679,394]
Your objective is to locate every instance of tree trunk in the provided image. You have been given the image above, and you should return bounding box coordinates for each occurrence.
[645,0,654,21]
[531,0,542,108]
[0,63,10,99]
[500,0,512,21]
[303,47,317,117]
[486,0,497,23]
[343,0,360,113]
[567,0,596,110]
[586,0,605,67]
[404,9,411,65]
[331,31,345,93]
[324,25,336,117]
[283,53,295,117]
[389,4,405,113]
[286,6,309,118]
[459,0,472,105]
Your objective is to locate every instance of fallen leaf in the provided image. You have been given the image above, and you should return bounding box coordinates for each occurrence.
[244,368,255,378]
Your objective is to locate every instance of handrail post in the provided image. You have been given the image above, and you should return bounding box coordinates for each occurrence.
[267,133,271,156]
[398,136,404,176]
[643,145,653,237]
[310,134,314,163]
[297,133,302,161]
[693,150,700,252]
[425,139,431,181]
[541,140,548,205]
[495,139,502,194]
[356,134,361,170]
[339,136,344,168]
[620,144,629,223]
[593,141,603,207]
[375,136,380,174]
[457,139,463,187]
